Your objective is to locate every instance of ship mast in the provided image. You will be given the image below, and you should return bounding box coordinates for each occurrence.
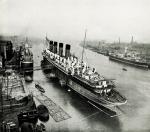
[81,29,87,62]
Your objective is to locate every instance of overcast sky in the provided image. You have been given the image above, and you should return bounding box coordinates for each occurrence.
[0,0,150,42]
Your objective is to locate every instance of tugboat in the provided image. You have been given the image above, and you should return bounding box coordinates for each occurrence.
[42,34,127,116]
[20,40,33,82]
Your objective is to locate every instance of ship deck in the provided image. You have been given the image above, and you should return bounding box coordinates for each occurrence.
[44,53,107,88]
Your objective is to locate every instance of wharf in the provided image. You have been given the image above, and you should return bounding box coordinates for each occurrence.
[0,72,36,131]
[33,92,71,122]
[2,74,26,98]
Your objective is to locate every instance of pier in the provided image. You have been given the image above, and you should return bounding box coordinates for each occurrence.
[34,93,71,122]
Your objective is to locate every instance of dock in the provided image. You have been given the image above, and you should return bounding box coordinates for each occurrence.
[34,93,71,122]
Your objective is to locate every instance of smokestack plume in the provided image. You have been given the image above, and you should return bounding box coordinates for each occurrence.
[53,41,58,54]
[49,41,53,52]
[59,43,63,57]
[65,44,71,58]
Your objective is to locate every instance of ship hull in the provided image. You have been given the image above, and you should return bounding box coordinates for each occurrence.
[109,55,148,69]
[43,55,127,109]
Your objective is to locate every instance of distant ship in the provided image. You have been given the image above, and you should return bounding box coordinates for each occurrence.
[109,55,148,69]
[20,41,33,81]
[42,35,127,116]
[109,47,149,69]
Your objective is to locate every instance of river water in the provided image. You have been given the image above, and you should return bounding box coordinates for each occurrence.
[26,40,150,132]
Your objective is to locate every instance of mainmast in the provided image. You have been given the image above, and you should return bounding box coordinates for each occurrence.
[81,29,87,62]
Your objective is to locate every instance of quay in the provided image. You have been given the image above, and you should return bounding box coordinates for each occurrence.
[34,93,71,122]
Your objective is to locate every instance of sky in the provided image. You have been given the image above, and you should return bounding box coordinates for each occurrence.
[0,0,150,42]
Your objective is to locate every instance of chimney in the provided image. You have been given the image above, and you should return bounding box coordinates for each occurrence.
[59,43,63,57]
[65,44,71,58]
[53,41,58,54]
[49,41,53,52]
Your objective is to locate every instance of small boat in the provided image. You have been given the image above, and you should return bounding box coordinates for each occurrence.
[122,68,127,71]
[35,83,45,93]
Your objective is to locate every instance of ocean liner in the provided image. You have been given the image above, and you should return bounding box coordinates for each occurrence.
[42,36,127,116]
[109,47,149,69]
